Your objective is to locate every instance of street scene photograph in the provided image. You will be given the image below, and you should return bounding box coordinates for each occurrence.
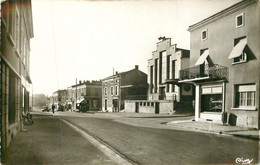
[0,0,259,164]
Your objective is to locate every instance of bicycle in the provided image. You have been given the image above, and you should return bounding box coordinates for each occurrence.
[23,112,34,125]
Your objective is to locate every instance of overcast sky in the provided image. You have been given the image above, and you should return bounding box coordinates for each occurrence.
[30,0,240,96]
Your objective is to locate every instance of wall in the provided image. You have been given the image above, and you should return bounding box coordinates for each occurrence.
[124,100,174,114]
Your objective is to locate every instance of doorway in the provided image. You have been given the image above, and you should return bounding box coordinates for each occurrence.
[105,99,107,110]
[155,102,160,114]
[135,102,139,113]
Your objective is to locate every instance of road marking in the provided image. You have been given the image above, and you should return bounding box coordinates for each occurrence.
[61,119,132,165]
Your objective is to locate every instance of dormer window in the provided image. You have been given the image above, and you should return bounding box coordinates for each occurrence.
[236,13,244,28]
[201,29,207,41]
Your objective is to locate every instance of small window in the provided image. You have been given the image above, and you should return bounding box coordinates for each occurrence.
[236,13,244,28]
[140,102,142,106]
[147,102,150,106]
[201,29,207,41]
[143,102,146,106]
[151,102,154,107]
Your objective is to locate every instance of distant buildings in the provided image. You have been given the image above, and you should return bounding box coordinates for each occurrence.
[179,0,259,128]
[52,89,68,111]
[102,65,148,112]
[67,80,102,112]
[1,0,34,151]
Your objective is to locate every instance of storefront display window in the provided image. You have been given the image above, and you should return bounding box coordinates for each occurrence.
[201,94,222,112]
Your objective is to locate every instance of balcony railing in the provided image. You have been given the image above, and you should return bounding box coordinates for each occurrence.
[180,64,228,81]
[124,95,148,100]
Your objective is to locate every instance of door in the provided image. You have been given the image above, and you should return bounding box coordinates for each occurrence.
[105,99,107,110]
[135,102,139,113]
[155,102,160,114]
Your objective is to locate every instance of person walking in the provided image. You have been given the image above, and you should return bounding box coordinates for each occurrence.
[52,104,55,115]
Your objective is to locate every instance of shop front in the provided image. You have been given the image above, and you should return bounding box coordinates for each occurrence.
[195,82,225,123]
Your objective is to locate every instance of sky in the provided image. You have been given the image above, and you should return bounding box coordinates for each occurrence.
[30,0,241,96]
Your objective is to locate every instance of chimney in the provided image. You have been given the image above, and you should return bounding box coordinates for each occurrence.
[116,71,118,74]
[79,80,82,84]
[135,65,139,70]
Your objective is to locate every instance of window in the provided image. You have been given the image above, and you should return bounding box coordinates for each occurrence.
[233,37,247,64]
[151,102,154,107]
[201,29,207,41]
[111,86,114,95]
[115,86,118,95]
[150,66,154,93]
[104,87,107,95]
[236,13,244,28]
[140,102,142,106]
[235,84,256,109]
[147,102,150,106]
[15,8,20,52]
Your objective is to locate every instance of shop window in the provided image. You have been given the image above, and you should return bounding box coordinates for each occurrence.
[9,70,16,124]
[236,13,244,28]
[201,86,223,112]
[201,94,222,112]
[235,84,256,109]
[201,29,207,41]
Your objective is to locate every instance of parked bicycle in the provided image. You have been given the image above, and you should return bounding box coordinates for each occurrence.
[23,112,34,125]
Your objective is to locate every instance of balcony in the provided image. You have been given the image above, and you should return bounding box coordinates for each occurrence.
[179,64,228,81]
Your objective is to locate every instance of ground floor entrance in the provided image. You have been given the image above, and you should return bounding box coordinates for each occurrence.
[195,82,225,122]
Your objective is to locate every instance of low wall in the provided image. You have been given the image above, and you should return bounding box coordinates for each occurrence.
[124,100,174,114]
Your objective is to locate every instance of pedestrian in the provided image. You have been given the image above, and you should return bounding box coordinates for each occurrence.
[52,104,55,115]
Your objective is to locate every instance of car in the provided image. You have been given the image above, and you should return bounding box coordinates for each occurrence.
[42,106,50,112]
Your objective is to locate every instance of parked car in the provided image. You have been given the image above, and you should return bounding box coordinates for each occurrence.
[42,106,50,112]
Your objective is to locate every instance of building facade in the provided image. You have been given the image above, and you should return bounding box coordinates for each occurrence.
[52,89,67,111]
[1,0,34,152]
[179,0,259,128]
[147,37,192,113]
[102,65,148,112]
[67,80,102,112]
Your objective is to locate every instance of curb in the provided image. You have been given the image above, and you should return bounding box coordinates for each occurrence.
[167,123,259,141]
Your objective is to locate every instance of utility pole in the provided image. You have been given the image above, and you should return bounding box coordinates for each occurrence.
[75,78,77,111]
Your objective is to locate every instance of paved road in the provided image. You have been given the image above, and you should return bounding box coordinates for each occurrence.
[2,113,259,165]
[2,116,114,165]
[60,115,259,165]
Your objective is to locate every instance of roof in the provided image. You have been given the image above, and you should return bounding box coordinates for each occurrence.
[188,0,257,32]
[102,68,146,81]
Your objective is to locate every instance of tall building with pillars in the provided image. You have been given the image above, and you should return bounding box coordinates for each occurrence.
[147,38,193,113]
